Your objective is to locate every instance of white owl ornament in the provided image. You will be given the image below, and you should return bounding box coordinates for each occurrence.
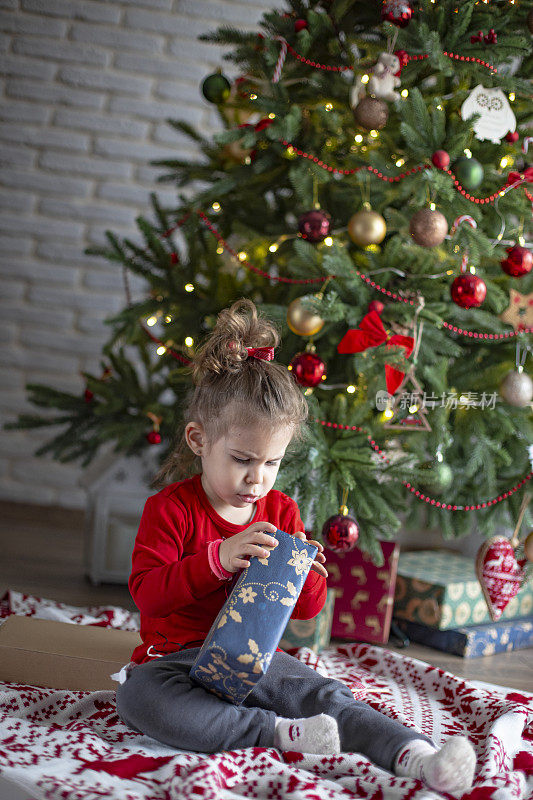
[460,84,516,144]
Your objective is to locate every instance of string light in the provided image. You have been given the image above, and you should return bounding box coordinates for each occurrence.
[184,337,194,347]
[164,315,172,323]
[269,243,279,253]
[324,236,333,246]
[147,316,157,327]
[509,92,515,102]
[346,385,356,393]
[237,251,247,261]
[395,158,405,167]
[216,245,224,254]
[268,112,276,119]
[156,345,166,355]
[401,89,409,97]
[354,134,363,144]
[325,102,333,111]
[184,283,195,292]
[464,149,472,158]
[211,202,221,212]
[429,202,436,210]
[369,129,379,138]
[249,93,257,100]
[500,156,509,168]
[409,403,419,413]
[361,74,370,84]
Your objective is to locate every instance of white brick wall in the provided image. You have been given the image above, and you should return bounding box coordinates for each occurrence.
[0,0,270,509]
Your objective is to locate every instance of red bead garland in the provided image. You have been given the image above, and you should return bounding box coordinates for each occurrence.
[280,140,513,205]
[313,418,532,510]
[279,42,497,74]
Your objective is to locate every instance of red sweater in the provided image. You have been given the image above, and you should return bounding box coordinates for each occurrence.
[129,473,327,664]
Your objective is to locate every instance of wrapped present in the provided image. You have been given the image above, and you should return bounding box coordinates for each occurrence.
[394,615,533,658]
[394,549,533,630]
[189,529,317,705]
[279,588,336,653]
[326,540,400,644]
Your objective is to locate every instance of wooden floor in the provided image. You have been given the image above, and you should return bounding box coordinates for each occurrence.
[1,500,532,693]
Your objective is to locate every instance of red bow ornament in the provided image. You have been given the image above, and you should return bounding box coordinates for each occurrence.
[506,167,533,187]
[337,310,414,394]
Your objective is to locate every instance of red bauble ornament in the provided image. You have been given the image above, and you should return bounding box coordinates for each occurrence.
[298,209,331,243]
[505,131,519,143]
[450,274,487,308]
[294,19,308,32]
[322,512,359,553]
[368,300,385,315]
[146,431,162,445]
[84,388,94,403]
[431,149,450,170]
[501,246,533,278]
[381,1,413,27]
[290,351,326,387]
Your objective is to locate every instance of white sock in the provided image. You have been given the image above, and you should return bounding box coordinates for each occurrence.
[273,713,341,754]
[394,736,476,797]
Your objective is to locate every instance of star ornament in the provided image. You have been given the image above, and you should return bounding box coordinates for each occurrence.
[499,290,533,332]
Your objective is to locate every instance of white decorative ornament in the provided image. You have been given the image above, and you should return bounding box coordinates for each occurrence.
[367,52,401,101]
[350,52,401,109]
[460,84,516,144]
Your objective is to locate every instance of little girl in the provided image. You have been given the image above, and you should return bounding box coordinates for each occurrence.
[116,298,476,797]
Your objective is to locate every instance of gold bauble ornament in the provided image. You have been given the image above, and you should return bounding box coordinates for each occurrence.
[222,139,252,164]
[409,208,448,247]
[353,96,389,130]
[347,206,387,247]
[524,531,533,562]
[287,295,325,336]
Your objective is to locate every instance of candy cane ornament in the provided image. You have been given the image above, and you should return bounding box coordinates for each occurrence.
[451,215,478,235]
[272,37,288,83]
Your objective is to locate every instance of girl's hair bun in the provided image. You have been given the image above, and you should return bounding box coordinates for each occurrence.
[192,298,279,382]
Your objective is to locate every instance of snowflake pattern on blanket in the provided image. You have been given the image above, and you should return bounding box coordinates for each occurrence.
[0,590,532,800]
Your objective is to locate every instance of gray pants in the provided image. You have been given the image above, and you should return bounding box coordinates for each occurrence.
[116,648,431,771]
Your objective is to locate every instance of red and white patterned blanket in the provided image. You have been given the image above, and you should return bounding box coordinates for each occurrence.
[0,590,532,800]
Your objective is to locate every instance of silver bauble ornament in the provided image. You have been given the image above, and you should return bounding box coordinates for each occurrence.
[499,370,533,408]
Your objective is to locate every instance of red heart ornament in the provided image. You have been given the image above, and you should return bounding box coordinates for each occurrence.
[475,536,524,621]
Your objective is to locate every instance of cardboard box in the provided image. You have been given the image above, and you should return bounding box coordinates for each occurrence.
[0,615,141,691]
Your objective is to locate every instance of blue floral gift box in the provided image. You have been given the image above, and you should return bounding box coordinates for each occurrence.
[190,529,318,705]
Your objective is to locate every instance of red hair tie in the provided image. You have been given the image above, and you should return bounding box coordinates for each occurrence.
[246,346,274,361]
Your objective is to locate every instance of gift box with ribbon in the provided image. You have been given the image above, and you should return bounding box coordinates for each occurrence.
[190,529,317,705]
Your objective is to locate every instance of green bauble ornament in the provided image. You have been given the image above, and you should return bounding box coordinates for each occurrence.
[201,72,231,104]
[419,460,454,493]
[452,157,484,190]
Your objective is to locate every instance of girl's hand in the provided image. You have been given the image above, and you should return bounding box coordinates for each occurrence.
[218,522,278,573]
[292,531,328,578]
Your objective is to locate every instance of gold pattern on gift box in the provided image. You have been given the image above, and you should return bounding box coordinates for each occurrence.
[365,616,382,635]
[194,645,257,702]
[328,563,341,582]
[377,569,391,587]
[334,587,344,599]
[377,595,393,612]
[350,590,370,609]
[339,612,355,632]
[237,637,271,674]
[350,566,367,583]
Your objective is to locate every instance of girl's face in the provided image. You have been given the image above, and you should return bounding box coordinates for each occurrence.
[193,421,294,523]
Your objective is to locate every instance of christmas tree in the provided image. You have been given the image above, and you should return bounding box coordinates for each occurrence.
[8,0,533,561]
